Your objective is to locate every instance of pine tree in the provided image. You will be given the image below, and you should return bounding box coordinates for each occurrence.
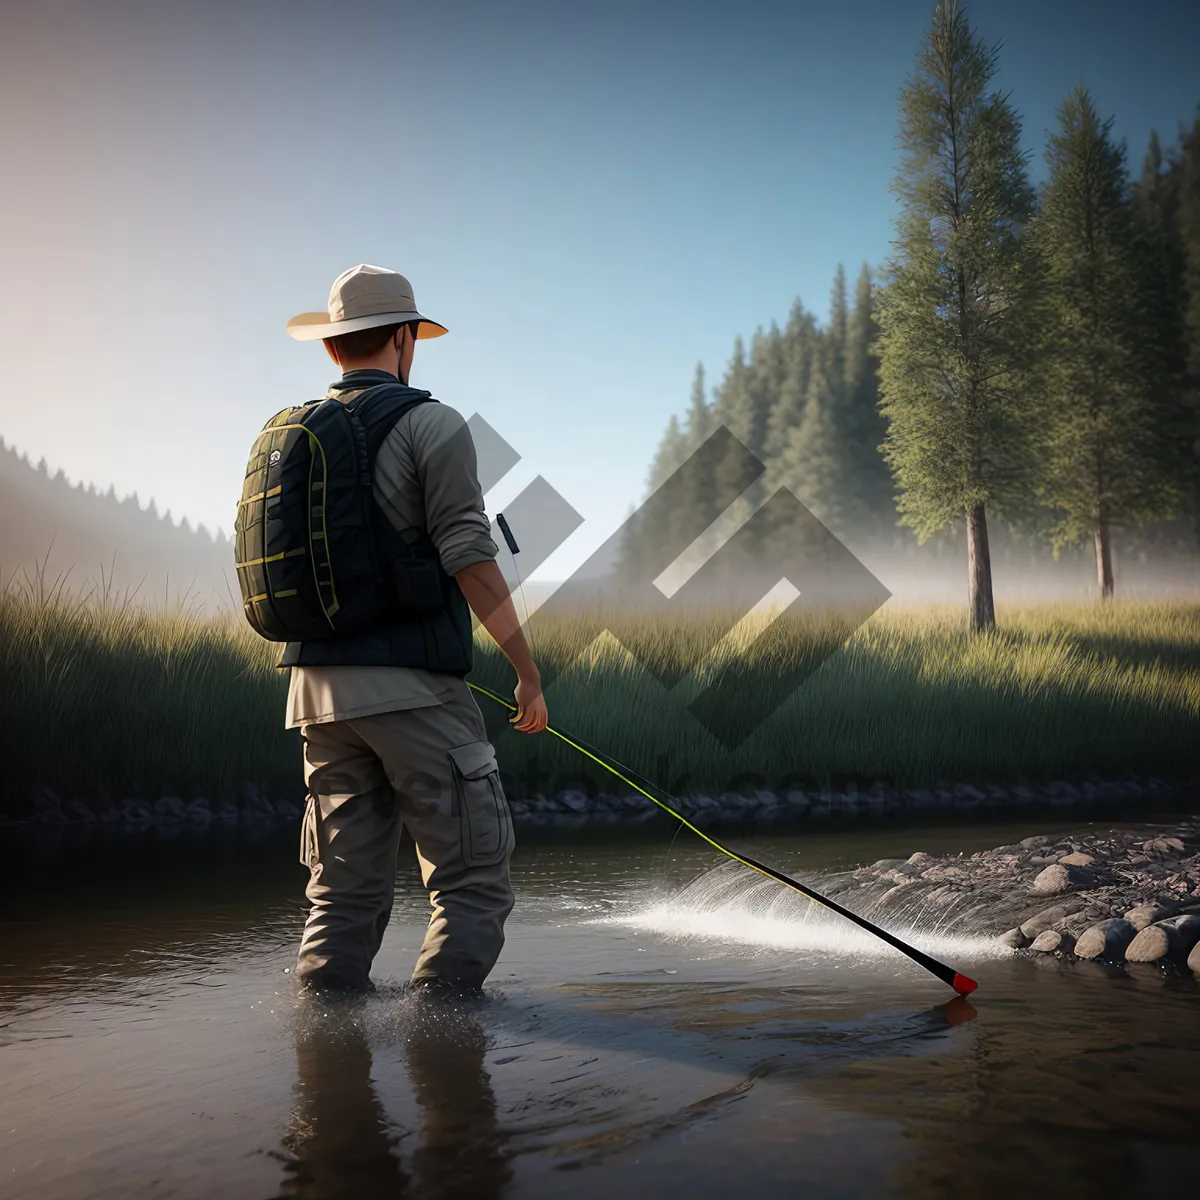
[764,302,818,463]
[1134,128,1192,549]
[670,364,721,553]
[844,263,894,537]
[684,362,711,448]
[1030,87,1181,596]
[646,413,686,493]
[826,264,849,399]
[710,337,761,554]
[876,0,1037,631]
[1175,110,1200,547]
[776,350,845,537]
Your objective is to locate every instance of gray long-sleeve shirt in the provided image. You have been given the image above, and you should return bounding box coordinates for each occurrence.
[285,374,497,729]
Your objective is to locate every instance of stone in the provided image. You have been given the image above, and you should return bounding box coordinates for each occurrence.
[871,858,909,872]
[999,928,1029,949]
[1030,929,1075,954]
[32,787,66,823]
[1159,914,1200,955]
[1058,852,1094,867]
[1032,865,1072,895]
[1047,780,1082,802]
[1189,939,1200,975]
[65,799,96,822]
[906,852,937,869]
[1124,903,1171,931]
[154,796,186,822]
[1063,909,1105,937]
[1019,900,1083,940]
[557,790,590,814]
[1125,924,1174,963]
[1075,918,1138,962]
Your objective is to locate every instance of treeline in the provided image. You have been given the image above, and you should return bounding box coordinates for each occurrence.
[621,0,1200,626]
[0,436,235,607]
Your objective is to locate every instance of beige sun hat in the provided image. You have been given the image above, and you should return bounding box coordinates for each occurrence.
[286,263,448,341]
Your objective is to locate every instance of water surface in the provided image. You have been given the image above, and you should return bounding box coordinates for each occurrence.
[2,818,1198,1199]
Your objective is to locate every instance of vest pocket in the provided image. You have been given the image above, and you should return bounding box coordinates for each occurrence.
[448,740,512,867]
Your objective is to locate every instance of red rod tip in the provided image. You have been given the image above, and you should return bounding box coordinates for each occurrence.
[952,973,978,996]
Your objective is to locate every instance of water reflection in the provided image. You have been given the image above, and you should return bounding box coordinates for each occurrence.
[280,994,511,1200]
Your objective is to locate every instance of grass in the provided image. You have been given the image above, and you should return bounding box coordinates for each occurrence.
[2,565,1199,815]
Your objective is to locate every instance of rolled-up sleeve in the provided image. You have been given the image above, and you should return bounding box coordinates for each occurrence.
[373,402,498,576]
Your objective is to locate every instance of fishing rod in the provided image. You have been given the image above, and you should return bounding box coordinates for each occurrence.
[483,513,976,996]
[468,679,977,996]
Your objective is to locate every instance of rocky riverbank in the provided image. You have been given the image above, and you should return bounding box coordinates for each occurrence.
[815,817,1200,974]
[9,772,1200,830]
[5,771,1199,831]
[506,773,1197,827]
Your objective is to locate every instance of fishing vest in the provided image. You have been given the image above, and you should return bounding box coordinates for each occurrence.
[235,381,474,675]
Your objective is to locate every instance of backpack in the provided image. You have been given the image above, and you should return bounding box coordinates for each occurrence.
[235,384,442,641]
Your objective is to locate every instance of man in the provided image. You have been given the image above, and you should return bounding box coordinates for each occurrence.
[283,263,547,996]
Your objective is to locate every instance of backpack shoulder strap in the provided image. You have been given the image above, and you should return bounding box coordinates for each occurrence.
[346,384,439,466]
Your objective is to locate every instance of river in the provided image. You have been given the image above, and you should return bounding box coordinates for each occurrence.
[2,817,1198,1199]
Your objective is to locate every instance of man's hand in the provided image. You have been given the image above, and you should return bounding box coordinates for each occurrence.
[511,673,548,734]
[454,559,549,734]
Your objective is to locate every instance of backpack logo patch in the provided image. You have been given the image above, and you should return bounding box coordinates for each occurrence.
[269,450,281,465]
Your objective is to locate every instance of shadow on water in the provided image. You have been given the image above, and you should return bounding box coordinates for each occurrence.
[278,993,512,1200]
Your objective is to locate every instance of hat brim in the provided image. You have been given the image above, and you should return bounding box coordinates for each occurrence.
[286,310,448,342]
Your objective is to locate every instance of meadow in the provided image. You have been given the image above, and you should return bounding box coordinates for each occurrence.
[2,570,1199,817]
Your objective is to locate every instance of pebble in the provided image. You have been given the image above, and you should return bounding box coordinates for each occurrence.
[1032,864,1072,895]
[1030,929,1075,954]
[999,928,1029,949]
[1124,903,1170,931]
[1075,918,1138,962]
[1190,940,1200,975]
[1020,901,1082,939]
[1058,852,1094,867]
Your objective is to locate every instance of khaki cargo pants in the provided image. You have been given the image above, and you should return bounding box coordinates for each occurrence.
[296,679,515,990]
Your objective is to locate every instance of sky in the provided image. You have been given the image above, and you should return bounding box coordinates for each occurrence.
[1,0,1197,580]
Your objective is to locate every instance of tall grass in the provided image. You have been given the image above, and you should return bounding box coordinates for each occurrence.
[472,598,1200,796]
[2,563,1198,815]
[0,563,293,812]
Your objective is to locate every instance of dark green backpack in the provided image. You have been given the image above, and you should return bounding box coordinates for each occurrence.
[235,384,442,641]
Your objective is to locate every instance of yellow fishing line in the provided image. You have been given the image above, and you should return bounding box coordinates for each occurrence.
[466,679,816,904]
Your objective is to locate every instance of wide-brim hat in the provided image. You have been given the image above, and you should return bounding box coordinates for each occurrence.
[286,263,448,341]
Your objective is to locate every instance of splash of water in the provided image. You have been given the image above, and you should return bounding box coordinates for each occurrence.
[607,860,1009,962]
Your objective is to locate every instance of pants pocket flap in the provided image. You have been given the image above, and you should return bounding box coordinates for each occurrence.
[448,740,498,780]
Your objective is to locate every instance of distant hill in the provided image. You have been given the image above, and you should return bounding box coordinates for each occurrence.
[1,437,235,609]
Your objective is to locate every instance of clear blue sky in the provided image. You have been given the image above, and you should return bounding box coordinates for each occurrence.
[1,0,1196,579]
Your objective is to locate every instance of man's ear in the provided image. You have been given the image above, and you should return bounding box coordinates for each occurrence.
[323,339,341,367]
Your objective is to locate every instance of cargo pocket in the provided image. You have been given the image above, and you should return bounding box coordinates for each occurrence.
[300,792,321,870]
[448,740,512,867]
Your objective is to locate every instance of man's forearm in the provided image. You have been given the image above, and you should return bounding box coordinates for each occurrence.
[454,559,539,681]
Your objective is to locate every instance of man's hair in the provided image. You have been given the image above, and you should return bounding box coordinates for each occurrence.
[324,322,406,364]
